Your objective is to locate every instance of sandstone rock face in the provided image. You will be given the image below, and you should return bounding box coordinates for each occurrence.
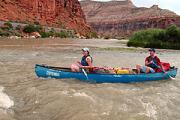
[0,0,90,35]
[81,0,180,37]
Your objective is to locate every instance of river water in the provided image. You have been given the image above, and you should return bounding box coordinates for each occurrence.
[0,38,180,120]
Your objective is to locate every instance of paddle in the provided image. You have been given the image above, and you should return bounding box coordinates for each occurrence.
[82,68,89,80]
[44,64,89,79]
[41,64,71,70]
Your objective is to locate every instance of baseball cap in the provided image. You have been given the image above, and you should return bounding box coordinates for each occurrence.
[82,48,90,52]
[149,48,155,52]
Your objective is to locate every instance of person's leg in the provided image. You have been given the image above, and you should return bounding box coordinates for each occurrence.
[71,64,80,72]
[145,66,155,73]
[145,67,150,73]
[136,64,141,74]
[140,66,147,73]
[149,68,155,73]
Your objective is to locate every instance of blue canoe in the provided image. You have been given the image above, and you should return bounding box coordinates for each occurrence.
[35,64,178,83]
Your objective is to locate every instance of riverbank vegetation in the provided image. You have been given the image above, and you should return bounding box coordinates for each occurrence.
[127,25,180,50]
[0,21,21,37]
[23,24,75,38]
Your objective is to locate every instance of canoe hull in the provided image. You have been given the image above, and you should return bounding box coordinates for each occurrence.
[35,64,178,83]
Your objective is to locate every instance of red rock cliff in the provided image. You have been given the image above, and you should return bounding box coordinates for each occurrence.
[0,0,91,35]
[81,0,179,37]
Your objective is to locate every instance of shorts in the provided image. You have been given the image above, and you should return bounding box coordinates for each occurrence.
[140,66,155,73]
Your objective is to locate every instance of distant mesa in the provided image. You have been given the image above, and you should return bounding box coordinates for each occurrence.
[80,0,180,37]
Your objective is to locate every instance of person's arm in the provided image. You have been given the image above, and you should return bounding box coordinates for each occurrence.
[86,57,92,67]
[145,57,153,66]
[145,60,149,66]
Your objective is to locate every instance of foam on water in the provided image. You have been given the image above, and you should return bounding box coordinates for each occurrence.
[0,87,14,109]
[139,98,157,120]
[73,92,95,103]
[32,52,41,57]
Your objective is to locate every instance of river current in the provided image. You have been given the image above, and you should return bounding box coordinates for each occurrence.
[0,38,180,120]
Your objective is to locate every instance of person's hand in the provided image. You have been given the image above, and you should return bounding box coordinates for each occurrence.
[79,64,83,68]
[149,61,153,64]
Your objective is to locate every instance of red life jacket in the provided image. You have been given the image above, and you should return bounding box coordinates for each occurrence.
[146,56,161,72]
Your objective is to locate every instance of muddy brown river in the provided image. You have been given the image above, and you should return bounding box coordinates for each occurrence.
[0,38,180,120]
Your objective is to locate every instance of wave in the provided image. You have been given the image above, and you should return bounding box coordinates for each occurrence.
[0,86,14,109]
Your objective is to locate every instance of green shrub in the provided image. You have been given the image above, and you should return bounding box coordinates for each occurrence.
[40,32,54,38]
[55,30,67,38]
[14,31,21,37]
[15,25,22,31]
[40,30,74,38]
[156,30,167,41]
[0,29,10,36]
[128,25,180,50]
[23,24,35,33]
[166,25,178,37]
[87,31,98,38]
[23,24,43,33]
[50,28,55,33]
[177,28,180,40]
[3,22,13,30]
[36,25,43,32]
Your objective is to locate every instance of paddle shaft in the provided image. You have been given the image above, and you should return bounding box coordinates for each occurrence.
[82,68,89,80]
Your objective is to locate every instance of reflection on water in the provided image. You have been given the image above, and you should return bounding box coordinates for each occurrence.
[0,38,180,120]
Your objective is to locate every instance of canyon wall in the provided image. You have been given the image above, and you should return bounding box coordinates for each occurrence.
[81,0,180,37]
[0,0,91,35]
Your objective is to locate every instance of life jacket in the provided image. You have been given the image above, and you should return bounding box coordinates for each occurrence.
[146,56,160,69]
[146,56,161,72]
[81,55,93,66]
